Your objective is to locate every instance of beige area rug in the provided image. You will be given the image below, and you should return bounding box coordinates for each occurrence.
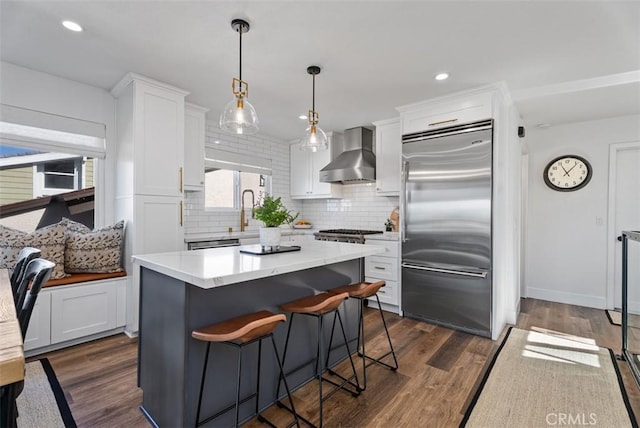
[461,327,637,428]
[607,309,640,328]
[15,358,76,428]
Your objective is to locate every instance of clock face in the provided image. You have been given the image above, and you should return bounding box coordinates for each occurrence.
[543,155,592,191]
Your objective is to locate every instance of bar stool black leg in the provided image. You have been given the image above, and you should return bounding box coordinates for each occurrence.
[268,335,300,428]
[317,315,324,428]
[195,342,211,427]
[325,312,362,394]
[376,295,399,370]
[276,313,295,401]
[255,339,262,417]
[235,346,243,427]
[358,298,367,390]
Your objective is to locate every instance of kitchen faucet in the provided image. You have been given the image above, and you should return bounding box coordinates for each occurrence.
[240,189,255,232]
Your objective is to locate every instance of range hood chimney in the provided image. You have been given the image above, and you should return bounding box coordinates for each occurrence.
[319,127,375,184]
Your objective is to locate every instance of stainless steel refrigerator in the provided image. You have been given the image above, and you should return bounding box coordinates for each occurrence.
[401,119,493,337]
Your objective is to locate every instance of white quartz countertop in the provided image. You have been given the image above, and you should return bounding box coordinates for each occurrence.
[184,229,314,243]
[132,240,385,289]
[365,232,399,241]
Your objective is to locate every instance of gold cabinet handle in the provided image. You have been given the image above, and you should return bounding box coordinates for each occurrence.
[179,200,184,226]
[179,167,184,193]
[428,118,458,127]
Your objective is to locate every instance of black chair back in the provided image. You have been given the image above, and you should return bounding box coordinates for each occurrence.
[10,247,41,299]
[16,258,55,339]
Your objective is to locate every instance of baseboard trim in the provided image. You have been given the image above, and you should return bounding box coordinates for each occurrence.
[525,287,606,309]
[124,329,139,339]
[25,327,125,358]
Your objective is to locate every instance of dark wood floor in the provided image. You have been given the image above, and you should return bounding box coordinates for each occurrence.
[30,299,640,427]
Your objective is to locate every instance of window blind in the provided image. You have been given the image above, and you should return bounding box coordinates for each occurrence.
[0,104,106,158]
[205,147,272,175]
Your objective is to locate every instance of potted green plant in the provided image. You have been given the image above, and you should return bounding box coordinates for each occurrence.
[253,195,299,249]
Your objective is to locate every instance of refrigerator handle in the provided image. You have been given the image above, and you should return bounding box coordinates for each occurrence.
[401,263,488,278]
[401,160,409,243]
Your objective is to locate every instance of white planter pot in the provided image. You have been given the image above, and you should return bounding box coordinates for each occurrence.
[259,227,281,250]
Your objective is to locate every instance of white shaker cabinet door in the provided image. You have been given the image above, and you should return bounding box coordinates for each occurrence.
[133,83,186,197]
[184,103,208,191]
[374,118,401,196]
[23,291,51,351]
[50,282,117,344]
[134,195,185,254]
[310,145,334,196]
[290,142,310,197]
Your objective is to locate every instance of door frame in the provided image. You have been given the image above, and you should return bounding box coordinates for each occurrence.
[606,140,640,309]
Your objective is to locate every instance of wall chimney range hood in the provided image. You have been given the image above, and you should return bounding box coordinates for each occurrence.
[319,127,376,184]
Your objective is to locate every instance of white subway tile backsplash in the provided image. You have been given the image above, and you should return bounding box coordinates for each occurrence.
[185,122,399,237]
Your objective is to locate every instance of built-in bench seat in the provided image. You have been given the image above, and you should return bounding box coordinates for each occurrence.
[44,271,127,288]
[24,272,128,357]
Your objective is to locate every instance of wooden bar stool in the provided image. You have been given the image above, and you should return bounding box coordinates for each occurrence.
[277,292,360,428]
[192,310,299,428]
[327,281,398,390]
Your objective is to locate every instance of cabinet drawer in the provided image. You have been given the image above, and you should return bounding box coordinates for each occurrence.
[365,278,398,305]
[402,92,493,134]
[365,256,399,281]
[365,239,399,258]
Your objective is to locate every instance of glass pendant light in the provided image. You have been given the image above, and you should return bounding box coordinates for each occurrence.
[300,65,328,152]
[219,19,259,135]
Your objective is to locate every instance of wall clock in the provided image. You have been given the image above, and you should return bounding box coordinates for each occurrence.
[543,155,592,191]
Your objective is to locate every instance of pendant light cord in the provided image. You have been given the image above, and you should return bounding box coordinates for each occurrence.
[238,26,243,92]
[312,73,315,113]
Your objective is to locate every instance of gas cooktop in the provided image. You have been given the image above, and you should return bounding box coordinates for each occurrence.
[317,229,384,235]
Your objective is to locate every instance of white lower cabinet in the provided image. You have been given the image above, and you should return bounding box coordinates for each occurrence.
[23,292,51,350]
[364,239,400,313]
[24,278,127,354]
[51,282,118,343]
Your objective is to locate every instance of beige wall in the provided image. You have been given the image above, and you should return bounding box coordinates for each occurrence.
[0,166,32,205]
[85,158,94,187]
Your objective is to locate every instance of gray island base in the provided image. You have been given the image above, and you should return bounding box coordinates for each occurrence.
[138,257,366,427]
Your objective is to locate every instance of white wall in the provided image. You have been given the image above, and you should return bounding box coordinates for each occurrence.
[0,61,116,225]
[184,121,300,236]
[525,114,640,308]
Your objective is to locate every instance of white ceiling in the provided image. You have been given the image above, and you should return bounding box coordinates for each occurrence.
[1,1,639,141]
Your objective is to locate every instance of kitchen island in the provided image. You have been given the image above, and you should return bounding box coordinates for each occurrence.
[133,240,384,427]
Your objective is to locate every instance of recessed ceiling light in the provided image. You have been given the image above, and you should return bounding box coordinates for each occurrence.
[435,73,449,81]
[298,115,307,120]
[62,20,83,32]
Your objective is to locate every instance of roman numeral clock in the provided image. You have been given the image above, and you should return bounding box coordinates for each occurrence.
[543,155,593,191]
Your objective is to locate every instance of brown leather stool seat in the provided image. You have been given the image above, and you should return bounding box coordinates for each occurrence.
[326,281,398,391]
[192,310,299,428]
[277,292,361,428]
[279,291,349,315]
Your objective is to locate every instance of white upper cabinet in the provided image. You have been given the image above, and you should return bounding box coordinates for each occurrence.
[290,133,343,199]
[184,103,208,191]
[399,91,493,135]
[112,73,188,197]
[373,118,401,196]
